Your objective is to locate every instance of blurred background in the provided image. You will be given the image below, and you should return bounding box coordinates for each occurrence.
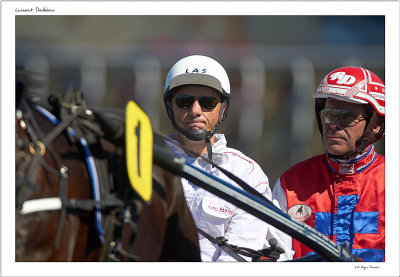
[15,15,385,185]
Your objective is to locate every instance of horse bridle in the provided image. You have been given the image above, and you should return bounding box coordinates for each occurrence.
[15,96,139,261]
[16,98,78,211]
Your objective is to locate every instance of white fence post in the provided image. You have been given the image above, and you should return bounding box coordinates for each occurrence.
[238,55,265,158]
[133,55,161,130]
[80,55,107,107]
[290,57,315,164]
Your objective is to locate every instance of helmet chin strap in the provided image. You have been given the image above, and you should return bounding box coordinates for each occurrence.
[177,127,207,141]
[174,125,214,163]
[328,136,370,161]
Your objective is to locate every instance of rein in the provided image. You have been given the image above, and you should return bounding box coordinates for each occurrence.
[196,228,263,261]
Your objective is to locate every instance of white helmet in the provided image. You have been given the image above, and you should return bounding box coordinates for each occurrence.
[163,55,231,162]
[163,55,230,141]
[164,55,230,99]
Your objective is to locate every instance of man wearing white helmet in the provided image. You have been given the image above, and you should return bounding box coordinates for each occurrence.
[163,55,292,261]
[272,66,385,262]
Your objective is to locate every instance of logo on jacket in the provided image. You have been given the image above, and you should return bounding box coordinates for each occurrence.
[339,163,355,174]
[287,204,313,222]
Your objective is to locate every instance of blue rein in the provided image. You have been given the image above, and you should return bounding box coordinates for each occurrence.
[35,105,105,244]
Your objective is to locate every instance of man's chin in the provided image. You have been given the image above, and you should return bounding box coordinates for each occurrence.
[326,146,353,157]
[185,125,205,130]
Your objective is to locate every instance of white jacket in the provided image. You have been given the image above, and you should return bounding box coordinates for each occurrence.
[166,133,293,261]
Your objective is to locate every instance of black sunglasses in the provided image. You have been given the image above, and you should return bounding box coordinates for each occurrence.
[174,94,221,110]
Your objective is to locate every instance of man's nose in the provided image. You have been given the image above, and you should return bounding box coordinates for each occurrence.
[189,100,202,115]
[328,115,342,130]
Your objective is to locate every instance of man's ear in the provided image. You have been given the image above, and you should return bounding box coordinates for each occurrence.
[372,125,382,135]
[374,115,385,134]
[219,100,229,121]
[370,116,385,142]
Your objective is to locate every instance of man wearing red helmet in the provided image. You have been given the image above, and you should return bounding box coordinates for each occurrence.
[272,66,385,262]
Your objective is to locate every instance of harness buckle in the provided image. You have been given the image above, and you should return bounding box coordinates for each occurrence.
[29,141,46,156]
[60,165,68,178]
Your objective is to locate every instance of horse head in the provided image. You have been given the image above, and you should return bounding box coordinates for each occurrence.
[15,78,200,261]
